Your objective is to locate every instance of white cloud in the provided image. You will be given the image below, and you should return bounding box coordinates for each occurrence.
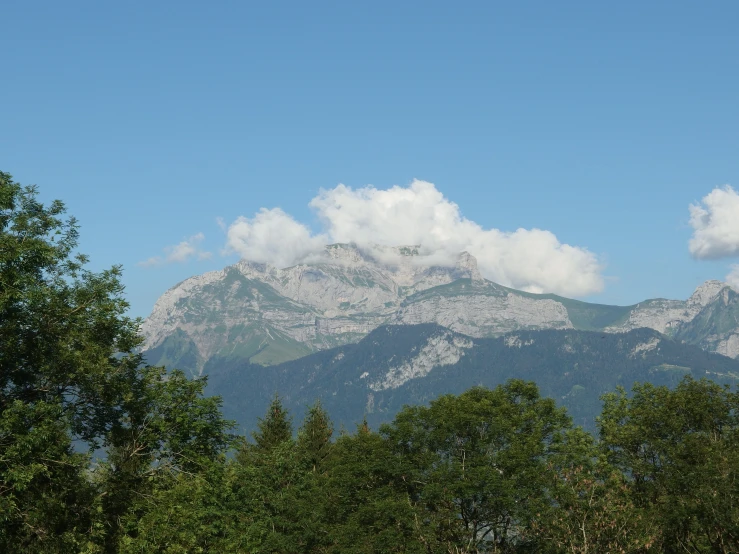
[726,265,739,290]
[224,180,605,297]
[139,233,212,267]
[224,208,328,269]
[689,185,739,259]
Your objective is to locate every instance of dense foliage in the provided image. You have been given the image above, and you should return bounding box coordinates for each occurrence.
[205,323,739,434]
[2,172,738,553]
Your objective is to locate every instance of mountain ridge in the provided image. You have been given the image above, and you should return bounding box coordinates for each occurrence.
[141,245,739,375]
[204,323,739,433]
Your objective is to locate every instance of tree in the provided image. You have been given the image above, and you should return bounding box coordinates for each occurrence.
[529,427,659,553]
[296,400,333,473]
[245,394,293,457]
[0,172,142,444]
[117,461,237,554]
[599,377,739,553]
[97,367,235,551]
[0,400,97,553]
[0,171,141,551]
[230,399,329,554]
[0,172,236,552]
[382,380,573,553]
[320,422,425,553]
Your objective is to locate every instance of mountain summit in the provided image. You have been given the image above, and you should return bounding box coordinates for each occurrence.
[141,247,739,375]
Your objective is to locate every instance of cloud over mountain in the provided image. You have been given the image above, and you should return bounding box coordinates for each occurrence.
[725,265,739,290]
[689,185,739,260]
[225,208,328,269]
[139,233,212,267]
[225,180,604,297]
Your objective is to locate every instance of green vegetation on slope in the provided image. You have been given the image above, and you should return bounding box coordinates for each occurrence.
[206,323,739,432]
[4,171,739,553]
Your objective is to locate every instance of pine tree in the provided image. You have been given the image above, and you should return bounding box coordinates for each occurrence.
[297,400,333,472]
[251,393,293,453]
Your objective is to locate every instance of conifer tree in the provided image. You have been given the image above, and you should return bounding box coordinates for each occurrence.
[297,400,333,472]
[251,393,293,453]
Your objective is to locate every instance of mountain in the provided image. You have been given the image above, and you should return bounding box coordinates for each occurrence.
[141,244,739,376]
[205,324,739,433]
[673,285,739,357]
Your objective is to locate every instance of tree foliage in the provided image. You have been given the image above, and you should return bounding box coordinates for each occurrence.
[599,378,739,553]
[0,172,235,552]
[382,381,573,553]
[249,394,293,455]
[297,400,333,473]
[2,170,739,553]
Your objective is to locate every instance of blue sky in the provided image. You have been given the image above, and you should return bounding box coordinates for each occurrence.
[2,1,739,317]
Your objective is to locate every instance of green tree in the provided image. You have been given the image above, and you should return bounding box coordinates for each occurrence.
[117,462,237,554]
[296,400,333,473]
[98,367,235,552]
[229,439,316,553]
[0,172,236,552]
[0,172,141,444]
[229,400,324,553]
[599,377,739,553]
[0,171,140,552]
[321,422,425,553]
[530,427,659,553]
[382,380,573,553]
[0,400,97,553]
[248,394,293,455]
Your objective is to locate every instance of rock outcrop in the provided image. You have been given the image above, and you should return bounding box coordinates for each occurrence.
[141,246,739,375]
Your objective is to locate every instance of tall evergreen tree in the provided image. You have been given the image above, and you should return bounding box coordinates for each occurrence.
[250,394,293,454]
[230,399,312,553]
[297,400,333,472]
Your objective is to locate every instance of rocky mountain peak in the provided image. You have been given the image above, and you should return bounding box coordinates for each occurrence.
[141,253,739,378]
[324,243,366,263]
[455,251,483,281]
[688,280,727,306]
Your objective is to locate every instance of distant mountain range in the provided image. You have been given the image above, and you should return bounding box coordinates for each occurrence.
[142,244,739,377]
[204,324,739,432]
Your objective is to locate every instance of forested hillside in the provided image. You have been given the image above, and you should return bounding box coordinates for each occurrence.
[3,172,739,553]
[205,323,739,432]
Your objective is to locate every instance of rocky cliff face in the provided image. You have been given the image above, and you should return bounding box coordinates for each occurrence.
[595,280,739,357]
[368,330,474,391]
[673,284,739,358]
[141,246,739,375]
[393,283,573,336]
[141,244,490,373]
[604,280,727,335]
